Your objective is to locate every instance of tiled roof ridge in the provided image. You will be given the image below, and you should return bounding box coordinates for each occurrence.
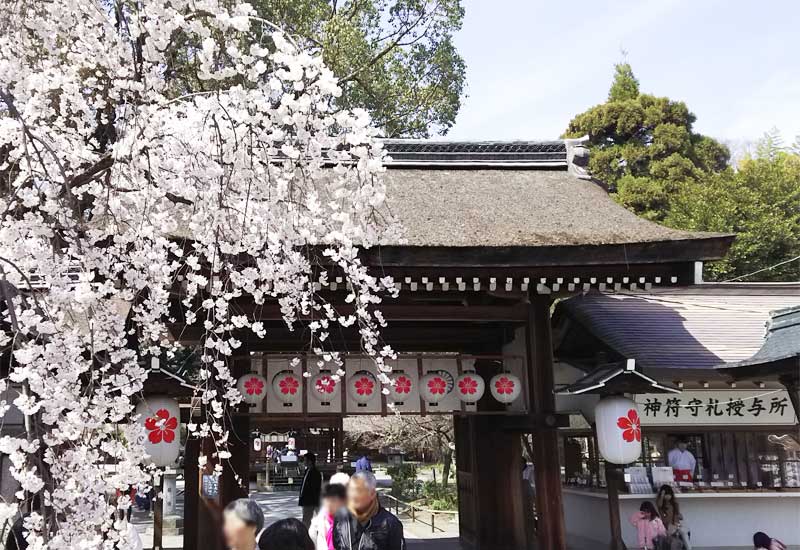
[381,138,574,168]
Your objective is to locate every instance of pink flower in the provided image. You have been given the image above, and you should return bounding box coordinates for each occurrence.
[427,376,447,395]
[145,409,177,444]
[244,377,264,396]
[355,377,374,396]
[315,375,336,394]
[494,376,515,395]
[279,376,299,395]
[617,409,641,443]
[458,377,478,395]
[394,376,411,394]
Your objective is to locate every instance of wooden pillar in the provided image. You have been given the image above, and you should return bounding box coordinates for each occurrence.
[220,413,251,504]
[454,415,527,550]
[605,463,626,550]
[525,295,566,550]
[182,437,200,550]
[220,357,251,504]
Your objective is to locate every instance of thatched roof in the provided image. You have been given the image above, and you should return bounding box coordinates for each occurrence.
[381,167,725,248]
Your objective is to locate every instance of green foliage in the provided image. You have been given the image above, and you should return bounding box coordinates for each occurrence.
[564,63,730,221]
[666,140,800,281]
[607,62,639,102]
[421,480,458,510]
[387,464,422,500]
[250,0,466,137]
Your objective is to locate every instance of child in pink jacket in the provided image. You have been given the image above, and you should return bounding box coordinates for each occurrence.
[629,501,667,550]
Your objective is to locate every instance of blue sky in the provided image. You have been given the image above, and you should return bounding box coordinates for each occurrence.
[447,0,800,151]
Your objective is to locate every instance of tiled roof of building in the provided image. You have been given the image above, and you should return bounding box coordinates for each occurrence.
[723,306,800,369]
[383,140,567,166]
[555,284,800,372]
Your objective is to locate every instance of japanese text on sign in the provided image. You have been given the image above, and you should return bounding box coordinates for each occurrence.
[634,391,795,426]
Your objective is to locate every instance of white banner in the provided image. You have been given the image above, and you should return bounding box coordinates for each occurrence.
[635,390,796,426]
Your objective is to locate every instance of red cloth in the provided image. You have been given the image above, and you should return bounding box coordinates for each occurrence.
[673,469,693,482]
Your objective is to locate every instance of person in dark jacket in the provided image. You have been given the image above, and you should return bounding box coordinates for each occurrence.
[299,453,323,528]
[332,471,404,550]
[258,518,314,550]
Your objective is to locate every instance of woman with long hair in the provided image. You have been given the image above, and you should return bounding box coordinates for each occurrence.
[656,485,691,549]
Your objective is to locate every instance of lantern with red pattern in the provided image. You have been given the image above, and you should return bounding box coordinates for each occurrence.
[389,373,413,401]
[348,370,378,404]
[310,372,340,402]
[420,372,452,404]
[595,396,642,464]
[489,373,521,404]
[237,374,268,406]
[136,396,181,467]
[272,370,302,404]
[455,373,485,403]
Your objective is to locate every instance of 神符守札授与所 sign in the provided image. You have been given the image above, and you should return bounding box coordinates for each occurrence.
[634,390,796,426]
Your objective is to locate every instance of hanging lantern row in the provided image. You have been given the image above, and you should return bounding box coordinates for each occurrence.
[234,371,522,406]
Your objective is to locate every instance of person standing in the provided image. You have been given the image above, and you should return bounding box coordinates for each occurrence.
[332,471,404,550]
[354,455,372,473]
[667,437,697,482]
[309,483,347,550]
[299,453,323,528]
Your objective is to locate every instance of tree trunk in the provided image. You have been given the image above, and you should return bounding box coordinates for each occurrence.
[442,448,452,489]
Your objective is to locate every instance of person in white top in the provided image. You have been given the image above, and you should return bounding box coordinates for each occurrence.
[667,438,697,481]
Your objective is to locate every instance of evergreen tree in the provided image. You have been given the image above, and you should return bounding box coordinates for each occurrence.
[564,63,730,221]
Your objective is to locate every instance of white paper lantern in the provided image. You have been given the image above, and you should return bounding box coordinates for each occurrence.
[272,370,302,404]
[595,396,642,465]
[237,374,267,405]
[389,373,414,400]
[420,372,452,404]
[455,373,485,403]
[310,373,340,401]
[136,396,181,468]
[489,373,522,404]
[348,370,378,404]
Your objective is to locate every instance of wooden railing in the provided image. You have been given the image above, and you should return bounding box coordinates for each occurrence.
[378,492,458,534]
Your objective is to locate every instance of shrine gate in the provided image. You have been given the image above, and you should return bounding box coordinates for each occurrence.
[164,139,733,550]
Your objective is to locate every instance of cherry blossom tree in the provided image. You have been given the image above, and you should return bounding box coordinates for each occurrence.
[0,0,397,547]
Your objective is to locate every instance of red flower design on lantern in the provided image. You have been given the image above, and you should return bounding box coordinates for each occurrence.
[458,376,478,395]
[494,376,515,395]
[394,376,412,394]
[315,375,336,395]
[244,377,264,396]
[145,409,177,444]
[279,376,299,395]
[355,377,374,396]
[427,376,447,395]
[616,409,641,443]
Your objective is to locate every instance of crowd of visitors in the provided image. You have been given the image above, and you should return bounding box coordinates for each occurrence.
[222,452,404,550]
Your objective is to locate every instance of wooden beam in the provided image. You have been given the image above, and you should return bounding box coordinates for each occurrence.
[360,238,733,267]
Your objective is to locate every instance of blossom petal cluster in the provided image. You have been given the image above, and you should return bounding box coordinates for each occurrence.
[0,1,397,547]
